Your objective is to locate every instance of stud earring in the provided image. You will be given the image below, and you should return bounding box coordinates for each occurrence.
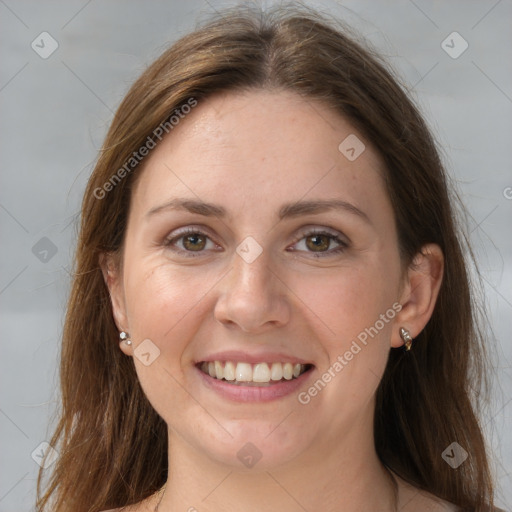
[119,331,132,345]
[399,327,413,351]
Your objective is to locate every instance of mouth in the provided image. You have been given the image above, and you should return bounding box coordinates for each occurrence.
[197,361,313,386]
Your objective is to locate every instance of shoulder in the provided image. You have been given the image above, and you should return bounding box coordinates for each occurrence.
[100,508,135,512]
[394,473,505,511]
[404,494,459,511]
[395,475,459,512]
[101,506,151,512]
[101,488,163,512]
[100,488,163,512]
[400,492,458,511]
[100,502,152,512]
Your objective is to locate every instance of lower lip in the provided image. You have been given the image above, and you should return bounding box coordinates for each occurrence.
[196,366,314,402]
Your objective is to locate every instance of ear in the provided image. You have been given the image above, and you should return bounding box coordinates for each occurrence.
[99,252,131,355]
[391,243,444,348]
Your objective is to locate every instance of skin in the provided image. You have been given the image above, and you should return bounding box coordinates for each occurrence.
[103,90,447,511]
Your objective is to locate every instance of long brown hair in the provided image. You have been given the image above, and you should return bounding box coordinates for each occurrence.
[37,4,496,511]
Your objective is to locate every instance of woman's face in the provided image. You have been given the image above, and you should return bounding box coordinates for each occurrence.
[108,90,410,469]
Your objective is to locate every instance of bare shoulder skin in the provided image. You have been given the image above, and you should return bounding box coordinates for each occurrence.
[101,494,159,512]
[103,480,460,512]
[395,474,459,511]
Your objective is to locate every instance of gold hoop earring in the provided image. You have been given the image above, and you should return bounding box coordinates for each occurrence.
[399,327,413,351]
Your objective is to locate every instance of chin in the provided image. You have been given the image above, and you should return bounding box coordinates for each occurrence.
[190,417,315,471]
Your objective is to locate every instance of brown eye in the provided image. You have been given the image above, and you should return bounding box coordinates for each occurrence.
[305,234,331,252]
[290,229,348,257]
[182,233,207,251]
[164,228,220,258]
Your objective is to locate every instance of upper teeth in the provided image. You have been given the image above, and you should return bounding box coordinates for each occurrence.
[200,361,306,383]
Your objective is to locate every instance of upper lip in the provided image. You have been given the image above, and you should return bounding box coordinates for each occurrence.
[196,350,313,366]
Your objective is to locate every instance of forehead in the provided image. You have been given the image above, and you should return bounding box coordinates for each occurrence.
[130,90,390,225]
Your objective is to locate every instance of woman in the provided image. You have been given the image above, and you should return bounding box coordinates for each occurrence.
[37,4,499,511]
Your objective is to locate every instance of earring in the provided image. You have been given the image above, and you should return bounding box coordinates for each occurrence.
[399,327,413,351]
[119,331,132,345]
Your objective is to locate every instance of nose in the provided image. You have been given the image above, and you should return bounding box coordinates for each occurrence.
[213,248,291,334]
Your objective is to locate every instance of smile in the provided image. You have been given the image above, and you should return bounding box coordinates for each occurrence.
[198,361,311,386]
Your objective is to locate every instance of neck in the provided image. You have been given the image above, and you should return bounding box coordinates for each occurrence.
[157,415,398,511]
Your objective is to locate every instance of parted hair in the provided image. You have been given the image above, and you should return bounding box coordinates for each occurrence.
[37,4,495,511]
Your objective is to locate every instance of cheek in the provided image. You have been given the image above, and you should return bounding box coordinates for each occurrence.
[122,258,213,355]
[293,261,398,347]
[121,260,219,423]
[292,257,399,405]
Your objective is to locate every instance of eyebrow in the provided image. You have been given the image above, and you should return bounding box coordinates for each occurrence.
[146,198,371,224]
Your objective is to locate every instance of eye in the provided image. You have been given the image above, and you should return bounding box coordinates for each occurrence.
[290,229,349,257]
[163,227,349,258]
[164,228,218,257]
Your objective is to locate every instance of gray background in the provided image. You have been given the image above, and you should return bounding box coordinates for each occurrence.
[0,0,510,510]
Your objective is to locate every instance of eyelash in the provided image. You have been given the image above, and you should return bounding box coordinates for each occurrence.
[163,227,349,258]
